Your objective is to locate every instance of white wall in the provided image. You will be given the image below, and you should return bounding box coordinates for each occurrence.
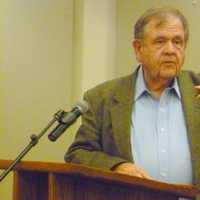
[72,0,117,97]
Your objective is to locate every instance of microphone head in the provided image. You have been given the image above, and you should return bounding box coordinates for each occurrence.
[74,100,89,114]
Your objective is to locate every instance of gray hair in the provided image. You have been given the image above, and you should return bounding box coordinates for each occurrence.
[134,7,189,42]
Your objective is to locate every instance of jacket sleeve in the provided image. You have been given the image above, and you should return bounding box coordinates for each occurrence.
[64,90,128,170]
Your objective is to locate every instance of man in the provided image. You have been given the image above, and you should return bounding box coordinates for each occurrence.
[65,7,200,198]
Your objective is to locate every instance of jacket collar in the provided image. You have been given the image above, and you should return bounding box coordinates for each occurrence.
[110,68,138,161]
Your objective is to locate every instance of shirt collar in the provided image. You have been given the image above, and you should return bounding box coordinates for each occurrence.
[134,65,181,101]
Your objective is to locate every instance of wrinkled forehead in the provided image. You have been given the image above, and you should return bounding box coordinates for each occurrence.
[143,16,185,37]
[152,14,183,28]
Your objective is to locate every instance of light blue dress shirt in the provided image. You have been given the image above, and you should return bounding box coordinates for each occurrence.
[131,67,193,199]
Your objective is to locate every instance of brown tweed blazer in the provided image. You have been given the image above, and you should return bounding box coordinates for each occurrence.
[65,68,200,194]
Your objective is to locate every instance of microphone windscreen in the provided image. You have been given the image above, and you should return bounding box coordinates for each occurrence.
[74,100,89,114]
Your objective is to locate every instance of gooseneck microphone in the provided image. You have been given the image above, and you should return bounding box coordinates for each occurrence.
[0,101,89,182]
[48,100,89,141]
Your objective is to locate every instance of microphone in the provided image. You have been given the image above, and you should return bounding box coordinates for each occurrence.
[48,100,89,141]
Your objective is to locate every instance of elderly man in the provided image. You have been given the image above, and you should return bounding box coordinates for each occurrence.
[65,7,200,198]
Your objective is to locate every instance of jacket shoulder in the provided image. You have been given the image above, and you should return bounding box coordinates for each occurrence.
[180,70,200,85]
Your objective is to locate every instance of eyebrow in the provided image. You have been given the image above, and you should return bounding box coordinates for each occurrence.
[153,34,184,40]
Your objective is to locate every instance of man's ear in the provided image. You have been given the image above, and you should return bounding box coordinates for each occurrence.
[132,39,143,62]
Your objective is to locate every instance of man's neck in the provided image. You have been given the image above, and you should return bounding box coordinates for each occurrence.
[144,74,173,98]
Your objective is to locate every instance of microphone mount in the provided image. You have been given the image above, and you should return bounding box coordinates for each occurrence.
[0,109,66,182]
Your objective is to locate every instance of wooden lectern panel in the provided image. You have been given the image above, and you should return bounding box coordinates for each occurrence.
[0,160,197,200]
[49,173,76,200]
[13,171,48,200]
[47,173,178,200]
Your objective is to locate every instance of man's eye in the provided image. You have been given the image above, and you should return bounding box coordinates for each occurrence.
[174,39,183,46]
[155,40,165,44]
[174,40,180,44]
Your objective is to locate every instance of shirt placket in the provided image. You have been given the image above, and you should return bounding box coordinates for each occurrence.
[157,91,169,182]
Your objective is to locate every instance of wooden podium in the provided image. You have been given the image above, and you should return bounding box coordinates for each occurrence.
[0,159,197,200]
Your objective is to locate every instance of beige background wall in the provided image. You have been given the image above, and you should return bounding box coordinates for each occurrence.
[0,0,75,198]
[0,0,200,199]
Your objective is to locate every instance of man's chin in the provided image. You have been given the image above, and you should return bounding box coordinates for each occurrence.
[160,68,178,79]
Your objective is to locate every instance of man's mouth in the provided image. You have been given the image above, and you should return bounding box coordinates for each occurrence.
[163,61,176,63]
[162,61,177,66]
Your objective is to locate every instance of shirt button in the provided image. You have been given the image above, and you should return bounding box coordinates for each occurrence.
[160,107,165,112]
[160,172,167,177]
[161,149,166,153]
[161,128,165,132]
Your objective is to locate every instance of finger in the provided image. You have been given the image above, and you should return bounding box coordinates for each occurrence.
[116,170,141,178]
[140,173,153,179]
[134,167,152,179]
[137,170,152,179]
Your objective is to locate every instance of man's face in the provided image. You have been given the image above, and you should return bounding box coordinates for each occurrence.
[133,16,186,81]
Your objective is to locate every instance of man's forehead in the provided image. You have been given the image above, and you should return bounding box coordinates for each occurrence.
[145,16,184,31]
[143,17,185,38]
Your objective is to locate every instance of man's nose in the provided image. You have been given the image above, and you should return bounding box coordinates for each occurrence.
[164,41,176,54]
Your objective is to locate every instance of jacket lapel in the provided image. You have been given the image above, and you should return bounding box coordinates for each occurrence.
[110,70,138,161]
[178,71,200,187]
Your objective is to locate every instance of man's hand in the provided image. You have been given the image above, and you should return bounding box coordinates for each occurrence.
[195,85,200,99]
[113,162,152,179]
